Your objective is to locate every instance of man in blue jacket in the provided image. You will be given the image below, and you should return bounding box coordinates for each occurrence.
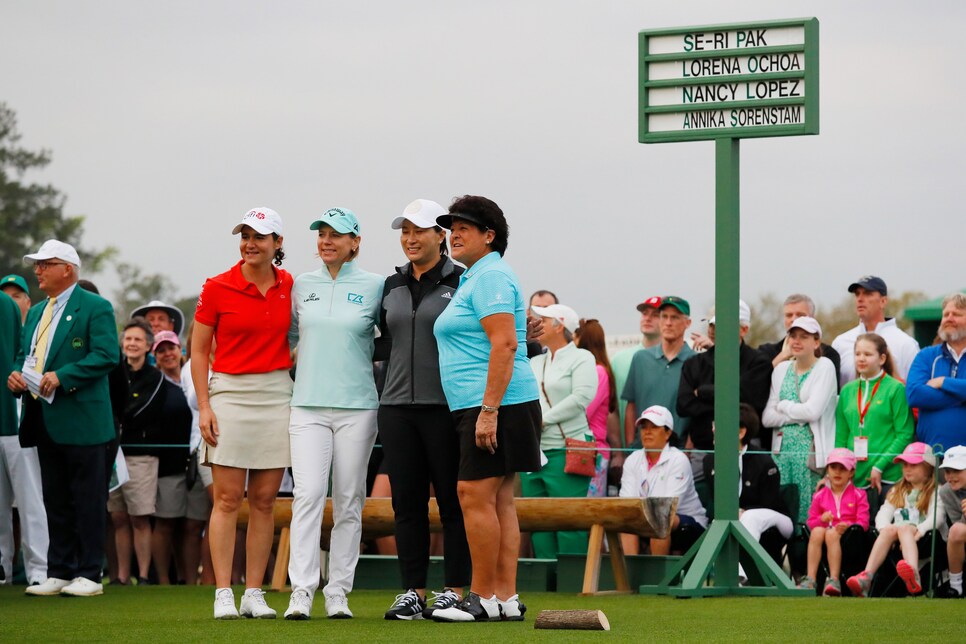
[906,293,966,452]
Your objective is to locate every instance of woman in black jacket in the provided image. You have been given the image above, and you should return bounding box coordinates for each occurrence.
[109,318,163,584]
[376,199,471,620]
[108,318,190,585]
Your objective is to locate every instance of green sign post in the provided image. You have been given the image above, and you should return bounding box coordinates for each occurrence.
[637,18,819,597]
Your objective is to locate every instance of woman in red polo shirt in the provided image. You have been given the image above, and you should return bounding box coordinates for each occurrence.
[191,207,294,620]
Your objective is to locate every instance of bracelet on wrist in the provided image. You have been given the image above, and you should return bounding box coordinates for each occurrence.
[481,404,500,414]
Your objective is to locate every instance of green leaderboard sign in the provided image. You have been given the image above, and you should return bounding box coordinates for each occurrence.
[637,18,819,599]
[639,18,819,142]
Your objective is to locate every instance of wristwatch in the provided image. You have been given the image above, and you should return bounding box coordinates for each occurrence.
[481,404,500,413]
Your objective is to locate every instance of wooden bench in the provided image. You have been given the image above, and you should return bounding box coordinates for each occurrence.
[238,495,677,595]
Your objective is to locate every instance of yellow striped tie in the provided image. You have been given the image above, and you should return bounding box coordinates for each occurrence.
[34,296,57,374]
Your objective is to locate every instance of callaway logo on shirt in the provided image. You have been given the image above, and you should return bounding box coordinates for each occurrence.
[304,292,320,302]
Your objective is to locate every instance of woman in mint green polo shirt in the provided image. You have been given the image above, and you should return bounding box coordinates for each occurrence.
[285,208,384,621]
[521,303,597,560]
[430,195,542,623]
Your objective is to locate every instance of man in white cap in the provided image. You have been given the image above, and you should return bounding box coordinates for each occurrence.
[130,300,185,337]
[6,240,119,597]
[618,405,707,556]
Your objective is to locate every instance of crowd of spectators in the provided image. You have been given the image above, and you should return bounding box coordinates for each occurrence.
[3,217,966,616]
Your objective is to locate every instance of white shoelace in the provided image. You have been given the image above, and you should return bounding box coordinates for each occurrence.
[428,589,459,608]
[290,590,311,608]
[215,588,234,607]
[245,589,268,606]
[391,591,420,608]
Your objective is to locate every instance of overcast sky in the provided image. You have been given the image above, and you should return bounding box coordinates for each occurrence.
[3,1,963,336]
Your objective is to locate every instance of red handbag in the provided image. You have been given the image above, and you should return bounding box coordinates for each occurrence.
[562,434,597,477]
[541,365,596,477]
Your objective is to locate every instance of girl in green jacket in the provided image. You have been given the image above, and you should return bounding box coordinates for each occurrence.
[835,333,915,492]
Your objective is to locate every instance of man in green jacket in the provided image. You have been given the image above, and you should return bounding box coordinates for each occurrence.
[6,240,118,597]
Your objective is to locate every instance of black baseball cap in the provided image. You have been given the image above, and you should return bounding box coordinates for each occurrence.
[436,211,489,230]
[848,276,887,296]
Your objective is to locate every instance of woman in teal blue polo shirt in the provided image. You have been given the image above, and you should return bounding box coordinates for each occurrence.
[430,195,541,623]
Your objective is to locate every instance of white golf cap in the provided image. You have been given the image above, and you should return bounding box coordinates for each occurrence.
[531,304,580,334]
[23,239,81,267]
[706,300,751,326]
[131,300,186,336]
[636,405,674,431]
[788,315,822,338]
[391,199,447,230]
[232,207,283,236]
[940,445,966,471]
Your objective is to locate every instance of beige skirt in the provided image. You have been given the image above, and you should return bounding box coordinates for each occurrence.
[202,370,293,470]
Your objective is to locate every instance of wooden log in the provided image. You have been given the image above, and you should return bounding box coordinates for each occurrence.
[238,496,676,539]
[534,609,610,631]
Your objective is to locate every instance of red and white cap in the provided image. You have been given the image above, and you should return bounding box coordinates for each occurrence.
[636,296,662,312]
[635,405,674,431]
[893,442,936,467]
[232,207,283,236]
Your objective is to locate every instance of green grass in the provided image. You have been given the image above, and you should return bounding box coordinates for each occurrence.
[0,585,962,642]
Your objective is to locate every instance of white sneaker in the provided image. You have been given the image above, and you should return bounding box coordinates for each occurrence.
[61,577,104,597]
[433,592,501,622]
[284,589,313,620]
[214,587,239,620]
[324,591,353,619]
[25,577,71,596]
[498,594,526,621]
[422,588,461,619]
[240,588,277,619]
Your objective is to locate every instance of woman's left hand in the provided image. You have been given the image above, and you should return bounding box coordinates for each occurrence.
[476,411,498,454]
[526,316,544,343]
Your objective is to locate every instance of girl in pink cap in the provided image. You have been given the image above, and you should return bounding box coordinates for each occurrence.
[847,442,941,597]
[799,447,870,595]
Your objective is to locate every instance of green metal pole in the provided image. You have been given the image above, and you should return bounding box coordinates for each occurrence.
[713,137,741,587]
[641,136,808,596]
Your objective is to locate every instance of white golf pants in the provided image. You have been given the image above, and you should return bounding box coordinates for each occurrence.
[0,435,48,584]
[287,406,377,597]
[737,507,793,581]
